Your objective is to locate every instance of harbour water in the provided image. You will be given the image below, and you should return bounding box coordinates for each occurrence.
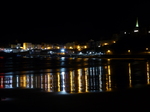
[0,57,149,92]
[0,57,150,111]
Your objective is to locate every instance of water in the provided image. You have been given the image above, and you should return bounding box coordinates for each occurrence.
[0,57,149,93]
[1,57,150,111]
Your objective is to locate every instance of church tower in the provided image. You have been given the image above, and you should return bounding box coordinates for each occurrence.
[136,17,139,28]
[134,17,139,33]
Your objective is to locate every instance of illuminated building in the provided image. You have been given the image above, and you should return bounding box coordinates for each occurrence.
[134,17,139,33]
[106,50,112,55]
[10,43,21,49]
[100,40,116,47]
[32,44,42,49]
[65,42,76,49]
[23,42,32,50]
[52,44,63,49]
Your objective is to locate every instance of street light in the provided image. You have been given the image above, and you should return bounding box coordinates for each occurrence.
[61,49,65,52]
[107,50,111,55]
[128,50,130,53]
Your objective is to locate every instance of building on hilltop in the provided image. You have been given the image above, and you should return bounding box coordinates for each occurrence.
[119,17,150,38]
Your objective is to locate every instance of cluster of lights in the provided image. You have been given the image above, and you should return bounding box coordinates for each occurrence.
[4,49,12,53]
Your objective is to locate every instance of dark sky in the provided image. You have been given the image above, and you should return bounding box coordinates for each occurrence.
[1,1,150,44]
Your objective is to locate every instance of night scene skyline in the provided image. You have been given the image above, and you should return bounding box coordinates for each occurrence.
[1,1,150,44]
[1,1,150,111]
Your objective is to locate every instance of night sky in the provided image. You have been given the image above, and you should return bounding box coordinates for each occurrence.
[1,1,150,44]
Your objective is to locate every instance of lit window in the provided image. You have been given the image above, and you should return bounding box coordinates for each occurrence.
[77,46,80,49]
[69,46,73,49]
[104,43,108,45]
[134,30,139,32]
[146,48,148,50]
[107,50,111,53]
[84,46,87,49]
[61,49,65,52]
[79,52,82,54]
[113,41,116,43]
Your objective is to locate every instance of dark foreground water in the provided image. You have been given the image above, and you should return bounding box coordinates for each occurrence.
[0,57,150,111]
[0,57,149,92]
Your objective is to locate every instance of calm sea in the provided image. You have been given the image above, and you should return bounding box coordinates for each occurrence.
[0,57,149,93]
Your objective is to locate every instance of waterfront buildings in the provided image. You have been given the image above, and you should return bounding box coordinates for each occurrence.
[0,17,149,55]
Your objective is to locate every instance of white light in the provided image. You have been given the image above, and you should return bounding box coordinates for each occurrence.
[124,32,126,34]
[79,52,82,54]
[134,30,139,32]
[148,31,150,33]
[61,49,65,52]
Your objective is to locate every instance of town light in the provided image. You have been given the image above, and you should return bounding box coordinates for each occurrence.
[69,46,73,49]
[128,50,130,53]
[61,49,65,52]
[107,50,111,53]
[104,43,108,45]
[84,46,87,49]
[47,47,51,49]
[134,30,139,32]
[79,52,82,54]
[107,50,112,55]
[77,45,80,49]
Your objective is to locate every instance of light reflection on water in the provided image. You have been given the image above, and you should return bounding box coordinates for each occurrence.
[0,58,150,93]
[147,62,150,84]
[128,63,132,87]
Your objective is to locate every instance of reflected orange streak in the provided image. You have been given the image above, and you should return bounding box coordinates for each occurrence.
[84,68,88,92]
[147,62,150,84]
[128,63,132,87]
[57,73,60,92]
